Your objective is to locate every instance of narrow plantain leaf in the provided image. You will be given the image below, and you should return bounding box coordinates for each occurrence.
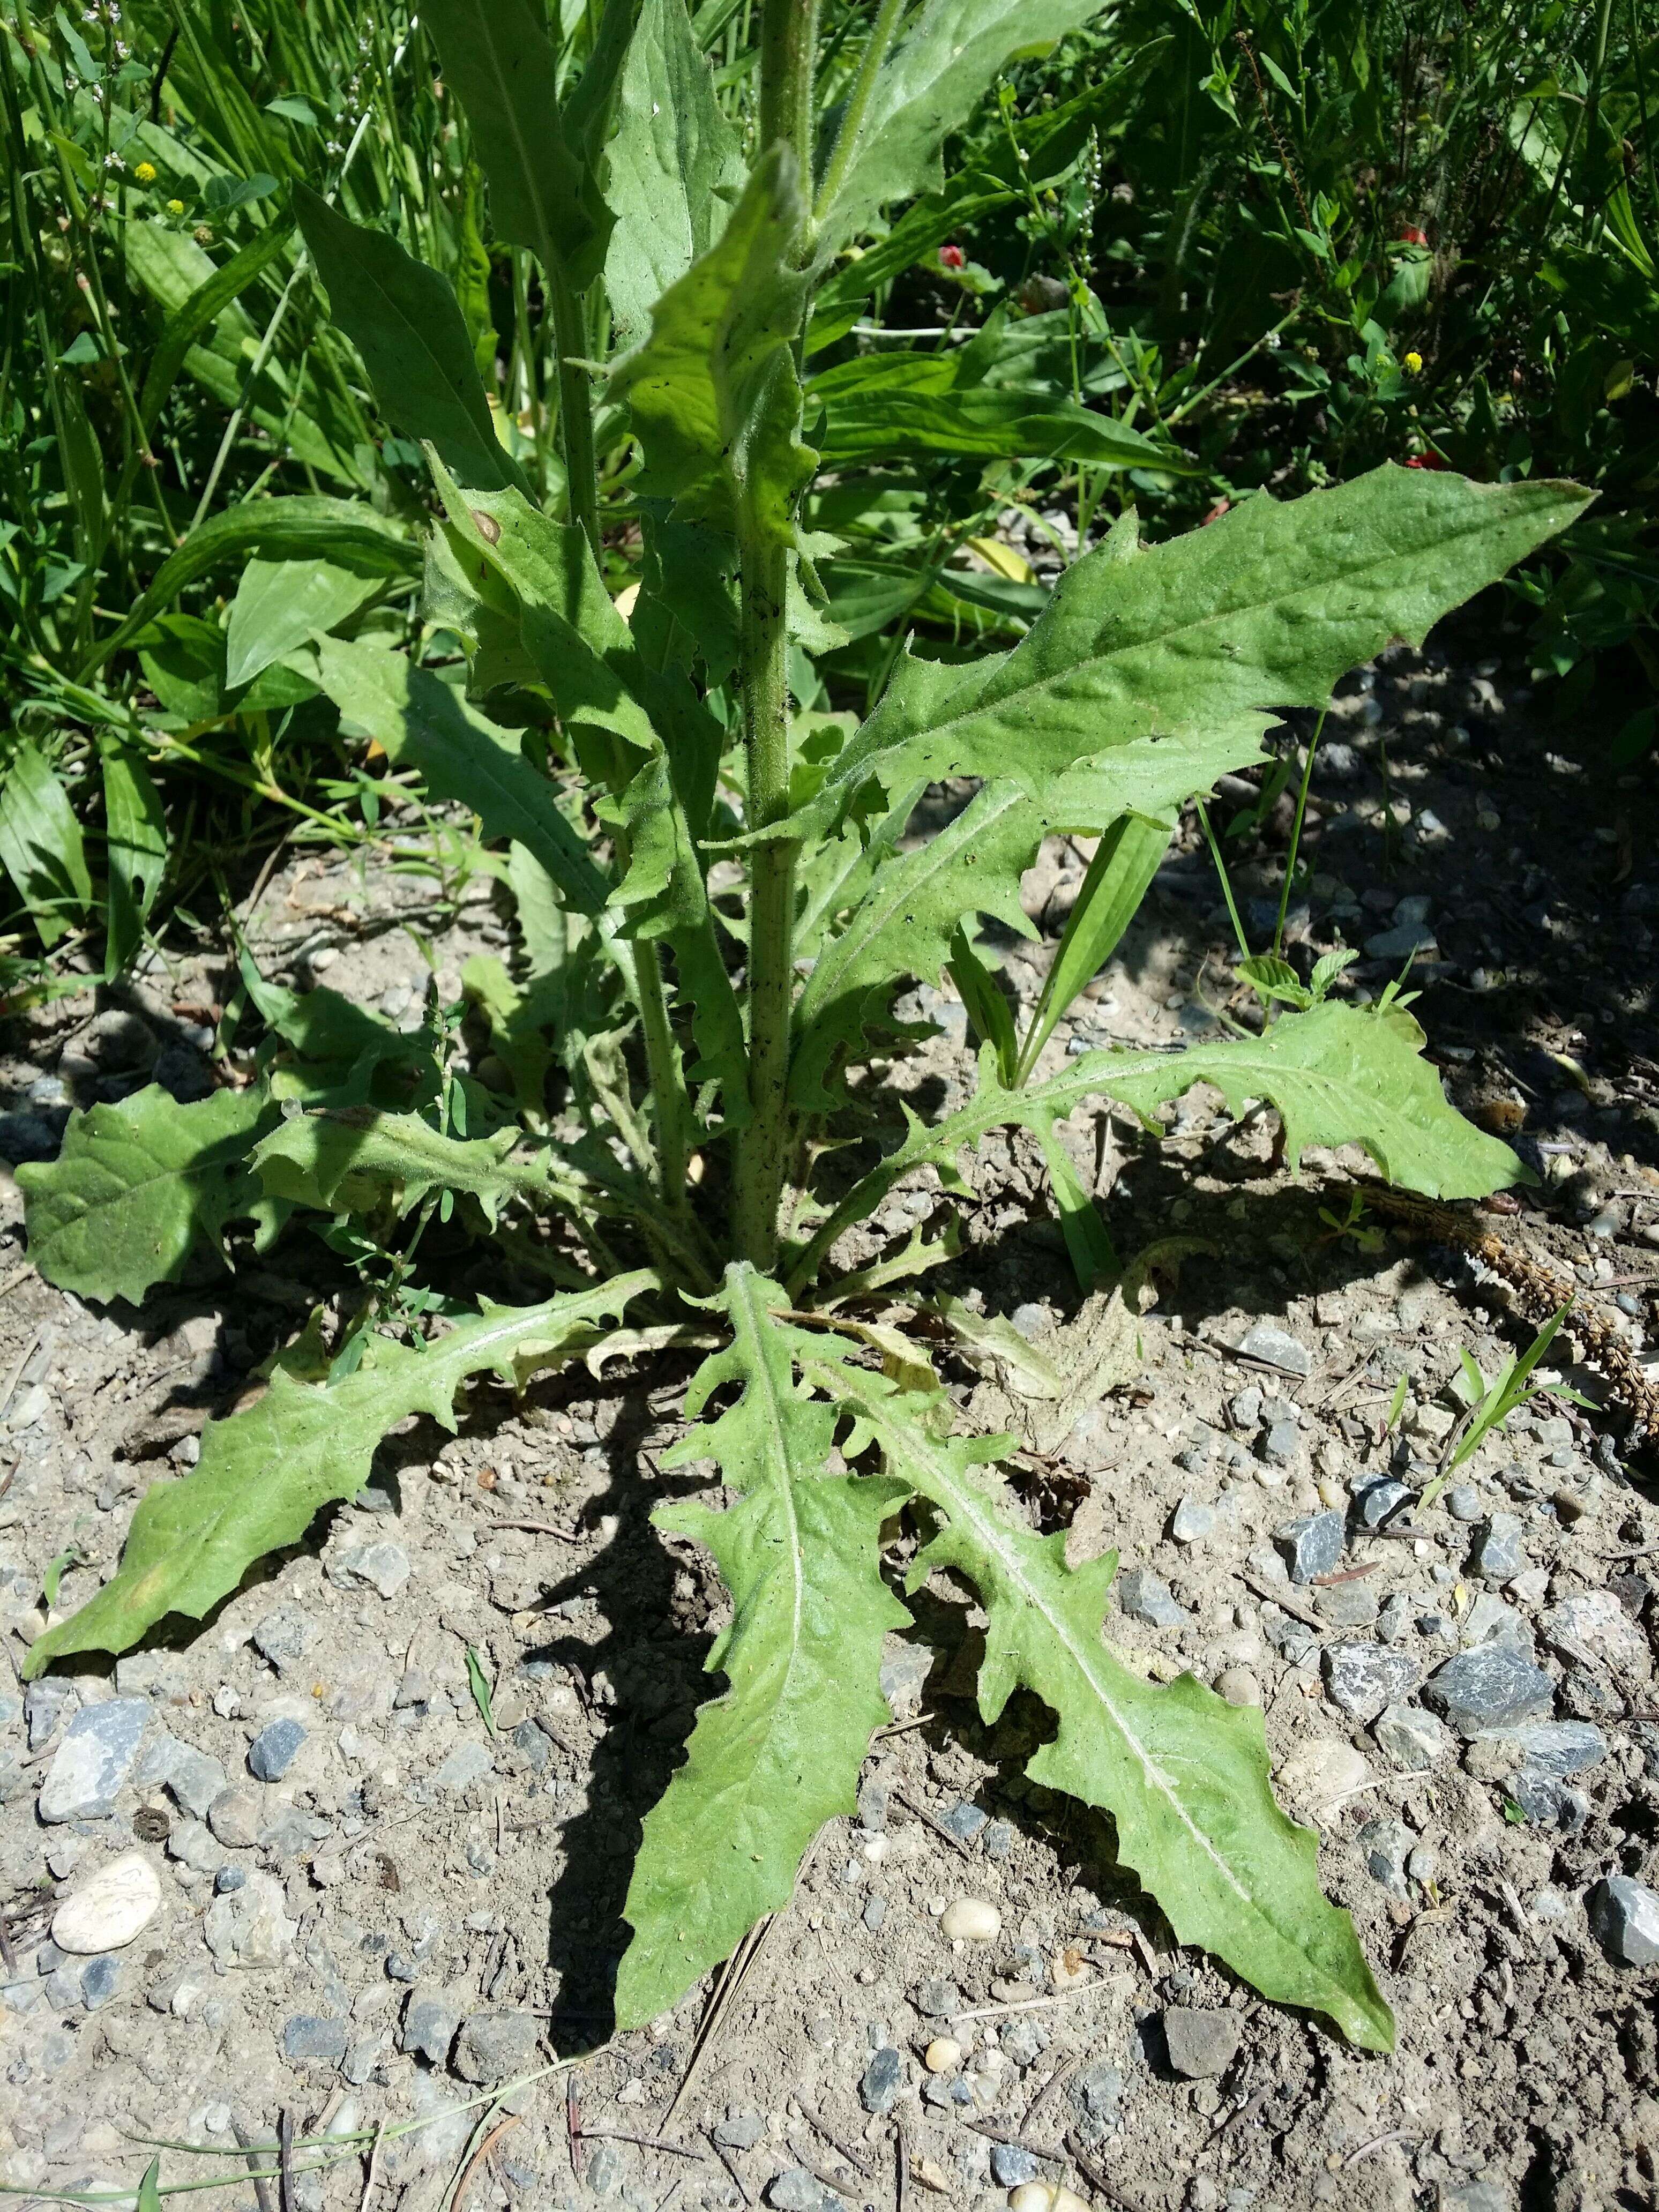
[1017,812,1173,1081]
[0,740,94,950]
[813,0,1113,259]
[789,779,1042,1110]
[603,0,745,352]
[794,1002,1527,1286]
[137,214,295,434]
[295,185,531,497]
[225,556,383,689]
[615,1266,908,2026]
[100,739,168,978]
[422,0,611,290]
[811,370,1185,471]
[315,638,610,916]
[18,1084,275,1305]
[608,146,814,550]
[21,1274,655,1677]
[791,467,1594,843]
[803,1355,1394,2051]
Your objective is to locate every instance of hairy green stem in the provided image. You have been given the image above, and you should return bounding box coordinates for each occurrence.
[811,0,905,244]
[730,0,820,1272]
[548,263,600,561]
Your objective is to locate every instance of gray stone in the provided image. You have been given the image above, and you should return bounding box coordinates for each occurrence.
[914,1977,962,2018]
[1463,1592,1528,1647]
[329,1542,411,1600]
[989,2144,1040,2186]
[1357,1817,1414,1894]
[141,1735,228,1821]
[400,1990,461,2066]
[79,1955,121,2010]
[1372,1703,1451,1772]
[38,1699,151,1822]
[1470,1721,1606,1781]
[862,1893,887,1932]
[1322,1642,1420,1723]
[1229,1386,1264,1431]
[1445,1484,1483,1523]
[860,2044,902,2114]
[1424,1647,1555,1738]
[1365,922,1437,962]
[1439,2182,1509,2212]
[941,1800,987,1841]
[435,1742,496,1792]
[453,2012,541,2082]
[1510,1773,1589,1831]
[1274,1509,1346,1585]
[856,1779,889,1832]
[1543,1590,1651,1678]
[24,1681,77,1752]
[207,1788,261,1848]
[251,1604,317,1675]
[1072,2062,1124,2123]
[713,2112,765,2151]
[1260,1418,1301,1468]
[1171,1498,1214,1544]
[1587,1875,1659,1967]
[511,1718,551,1773]
[248,1718,305,1782]
[1354,1478,1410,1530]
[44,1964,82,2011]
[586,2141,626,2198]
[1318,1581,1380,1630]
[203,1869,296,1967]
[283,2015,347,2064]
[215,1865,245,1894]
[1239,1323,1313,1378]
[167,1818,223,1875]
[343,2037,385,2088]
[983,1820,1014,1861]
[768,2171,832,2212]
[1468,1514,1527,1582]
[1118,1568,1189,1628]
[1162,2007,1240,2080]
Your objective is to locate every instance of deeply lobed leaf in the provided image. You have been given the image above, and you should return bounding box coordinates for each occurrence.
[23,1274,655,1678]
[614,1267,908,2026]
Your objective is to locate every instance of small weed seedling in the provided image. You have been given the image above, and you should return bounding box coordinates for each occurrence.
[17,0,1592,2051]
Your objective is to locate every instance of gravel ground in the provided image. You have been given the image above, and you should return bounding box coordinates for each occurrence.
[2,622,1658,2212]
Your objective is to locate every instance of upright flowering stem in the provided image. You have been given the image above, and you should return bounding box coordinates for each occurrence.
[731,0,819,1271]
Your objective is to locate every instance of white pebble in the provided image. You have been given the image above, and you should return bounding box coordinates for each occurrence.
[924,2037,962,2073]
[940,1897,1001,1942]
[52,1850,162,1953]
[1011,2187,1089,2212]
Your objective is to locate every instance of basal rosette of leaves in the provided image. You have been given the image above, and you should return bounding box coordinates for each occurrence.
[16,0,1591,2053]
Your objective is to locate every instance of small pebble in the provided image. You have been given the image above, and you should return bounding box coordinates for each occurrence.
[924,2037,962,2073]
[248,1719,305,1783]
[940,1897,1001,1942]
[1010,2188,1088,2212]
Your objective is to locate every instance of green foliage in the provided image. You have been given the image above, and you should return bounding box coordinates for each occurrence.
[9,0,1603,2062]
[616,1269,909,2026]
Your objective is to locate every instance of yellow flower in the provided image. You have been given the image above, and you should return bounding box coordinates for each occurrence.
[166,199,184,216]
[133,160,156,185]
[1403,349,1423,375]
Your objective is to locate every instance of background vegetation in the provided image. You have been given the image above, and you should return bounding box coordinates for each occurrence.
[1,0,1655,984]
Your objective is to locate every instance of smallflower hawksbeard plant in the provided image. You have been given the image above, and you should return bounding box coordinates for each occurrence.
[17,0,1590,2050]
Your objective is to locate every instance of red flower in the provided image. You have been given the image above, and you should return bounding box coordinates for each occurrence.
[1403,451,1448,470]
[1396,223,1429,247]
[1201,498,1231,525]
[939,243,965,270]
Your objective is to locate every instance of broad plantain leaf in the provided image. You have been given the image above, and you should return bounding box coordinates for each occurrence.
[82,498,415,680]
[603,0,745,352]
[798,1354,1394,2051]
[608,146,814,550]
[813,0,1114,259]
[794,1001,1527,1286]
[295,184,531,498]
[314,638,610,916]
[225,555,384,689]
[790,467,1594,842]
[615,1267,908,2026]
[18,1084,275,1305]
[21,1274,655,1677]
